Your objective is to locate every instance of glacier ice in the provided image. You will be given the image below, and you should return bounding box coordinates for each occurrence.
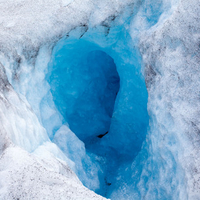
[0,0,200,199]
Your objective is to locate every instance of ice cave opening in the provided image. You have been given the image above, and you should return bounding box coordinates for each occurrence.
[48,47,120,145]
[44,27,149,198]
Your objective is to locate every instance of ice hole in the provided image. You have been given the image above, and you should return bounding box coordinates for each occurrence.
[48,47,119,145]
[46,36,149,197]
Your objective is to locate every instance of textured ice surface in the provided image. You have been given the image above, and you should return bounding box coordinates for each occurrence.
[0,0,200,199]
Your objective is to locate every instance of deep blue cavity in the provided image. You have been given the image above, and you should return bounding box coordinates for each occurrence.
[48,45,119,143]
[47,29,149,197]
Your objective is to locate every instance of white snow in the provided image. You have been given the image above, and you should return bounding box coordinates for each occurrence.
[0,145,106,200]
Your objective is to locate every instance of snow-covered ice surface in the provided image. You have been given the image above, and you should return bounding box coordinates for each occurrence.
[0,0,200,199]
[0,145,106,200]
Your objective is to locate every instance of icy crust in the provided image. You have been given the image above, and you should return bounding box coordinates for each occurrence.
[0,0,134,54]
[0,145,107,200]
[140,0,200,199]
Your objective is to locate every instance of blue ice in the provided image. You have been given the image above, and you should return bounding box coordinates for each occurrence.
[47,40,120,144]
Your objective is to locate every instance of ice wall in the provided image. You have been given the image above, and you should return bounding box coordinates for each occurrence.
[139,0,200,199]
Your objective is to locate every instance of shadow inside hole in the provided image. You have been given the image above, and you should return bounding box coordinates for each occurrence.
[49,49,120,145]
